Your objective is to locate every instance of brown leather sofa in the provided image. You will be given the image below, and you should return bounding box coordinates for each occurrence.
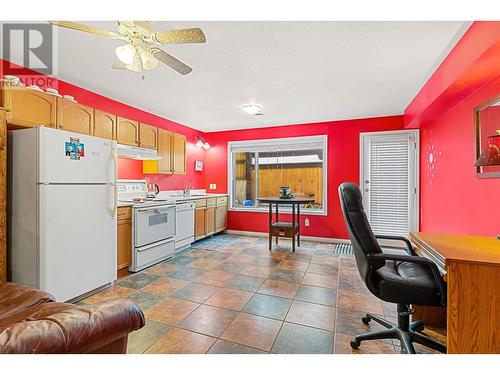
[0,282,145,354]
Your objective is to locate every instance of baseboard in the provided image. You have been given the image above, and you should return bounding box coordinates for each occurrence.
[224,229,350,244]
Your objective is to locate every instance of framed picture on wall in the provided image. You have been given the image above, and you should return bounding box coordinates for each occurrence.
[195,160,203,171]
[474,95,500,178]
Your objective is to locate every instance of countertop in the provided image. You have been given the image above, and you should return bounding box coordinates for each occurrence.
[117,193,228,207]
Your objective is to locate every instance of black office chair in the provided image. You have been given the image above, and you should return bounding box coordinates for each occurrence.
[338,182,446,354]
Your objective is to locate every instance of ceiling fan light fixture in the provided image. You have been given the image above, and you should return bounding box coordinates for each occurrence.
[115,43,137,65]
[126,53,142,73]
[242,104,262,115]
[138,47,159,70]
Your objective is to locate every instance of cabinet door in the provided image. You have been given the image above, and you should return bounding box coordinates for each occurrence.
[117,117,139,146]
[57,99,94,135]
[172,133,186,175]
[139,123,158,149]
[3,87,56,128]
[195,208,206,240]
[215,205,228,233]
[94,110,116,140]
[0,110,6,281]
[158,129,173,173]
[117,215,132,271]
[206,206,216,236]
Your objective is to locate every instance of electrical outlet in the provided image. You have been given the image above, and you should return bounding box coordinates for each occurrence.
[209,183,217,190]
[304,217,310,227]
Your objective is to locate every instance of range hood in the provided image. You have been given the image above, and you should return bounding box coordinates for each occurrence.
[116,144,162,160]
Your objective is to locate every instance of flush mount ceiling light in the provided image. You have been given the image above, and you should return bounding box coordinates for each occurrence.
[242,104,263,115]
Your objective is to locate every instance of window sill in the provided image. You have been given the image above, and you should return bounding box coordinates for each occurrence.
[228,207,328,216]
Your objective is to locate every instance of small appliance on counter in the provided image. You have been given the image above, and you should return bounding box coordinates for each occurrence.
[117,180,176,272]
[279,186,294,199]
[147,183,160,198]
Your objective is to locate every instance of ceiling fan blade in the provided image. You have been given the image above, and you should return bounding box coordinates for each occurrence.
[133,21,154,31]
[152,27,206,45]
[118,21,153,31]
[49,21,118,38]
[151,48,192,75]
[111,59,127,70]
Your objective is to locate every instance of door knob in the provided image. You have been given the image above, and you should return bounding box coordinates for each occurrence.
[365,188,369,192]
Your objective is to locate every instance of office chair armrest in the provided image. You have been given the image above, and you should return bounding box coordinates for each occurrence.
[367,253,446,306]
[375,235,414,255]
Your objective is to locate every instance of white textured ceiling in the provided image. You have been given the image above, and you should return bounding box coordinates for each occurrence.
[3,21,468,132]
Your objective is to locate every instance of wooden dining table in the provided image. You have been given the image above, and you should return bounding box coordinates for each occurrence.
[257,197,315,252]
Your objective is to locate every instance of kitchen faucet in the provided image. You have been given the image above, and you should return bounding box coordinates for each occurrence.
[182,180,195,197]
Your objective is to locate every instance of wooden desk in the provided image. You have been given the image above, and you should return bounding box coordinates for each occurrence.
[410,232,500,354]
[257,197,314,252]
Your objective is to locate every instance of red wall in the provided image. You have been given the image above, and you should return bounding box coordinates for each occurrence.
[1,59,207,190]
[419,76,500,236]
[205,116,404,239]
[405,22,500,236]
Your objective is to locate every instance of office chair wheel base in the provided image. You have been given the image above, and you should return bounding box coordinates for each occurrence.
[361,316,371,325]
[350,339,361,350]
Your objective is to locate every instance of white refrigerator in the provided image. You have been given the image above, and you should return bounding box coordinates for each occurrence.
[9,126,117,302]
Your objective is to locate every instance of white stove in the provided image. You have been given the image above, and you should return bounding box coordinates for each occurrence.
[117,180,176,272]
[117,180,176,208]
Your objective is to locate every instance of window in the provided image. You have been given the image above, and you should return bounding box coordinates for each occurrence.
[228,135,327,214]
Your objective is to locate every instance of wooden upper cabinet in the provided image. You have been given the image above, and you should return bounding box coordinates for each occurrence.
[158,129,173,173]
[143,128,172,174]
[56,99,94,135]
[172,133,186,175]
[139,123,158,149]
[94,110,116,140]
[2,86,56,128]
[117,117,139,146]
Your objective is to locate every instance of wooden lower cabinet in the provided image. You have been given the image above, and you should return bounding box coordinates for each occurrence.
[215,204,228,232]
[117,207,132,271]
[195,208,206,240]
[206,206,216,236]
[194,197,228,242]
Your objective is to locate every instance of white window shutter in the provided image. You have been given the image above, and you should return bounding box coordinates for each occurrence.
[367,137,412,237]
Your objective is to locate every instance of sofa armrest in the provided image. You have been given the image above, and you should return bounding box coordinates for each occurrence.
[0,299,145,354]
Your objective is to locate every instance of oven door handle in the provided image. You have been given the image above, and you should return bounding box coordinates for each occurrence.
[137,206,174,213]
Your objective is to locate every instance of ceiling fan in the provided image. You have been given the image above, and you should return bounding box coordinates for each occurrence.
[49,21,206,75]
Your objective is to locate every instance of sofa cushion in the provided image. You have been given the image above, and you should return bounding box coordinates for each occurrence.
[0,282,55,320]
[0,299,145,354]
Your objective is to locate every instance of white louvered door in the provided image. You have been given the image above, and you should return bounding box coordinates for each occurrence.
[360,130,419,237]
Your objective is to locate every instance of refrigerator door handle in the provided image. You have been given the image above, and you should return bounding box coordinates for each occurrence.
[112,142,118,218]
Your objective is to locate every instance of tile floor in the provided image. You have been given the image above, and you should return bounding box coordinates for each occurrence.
[81,234,443,354]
